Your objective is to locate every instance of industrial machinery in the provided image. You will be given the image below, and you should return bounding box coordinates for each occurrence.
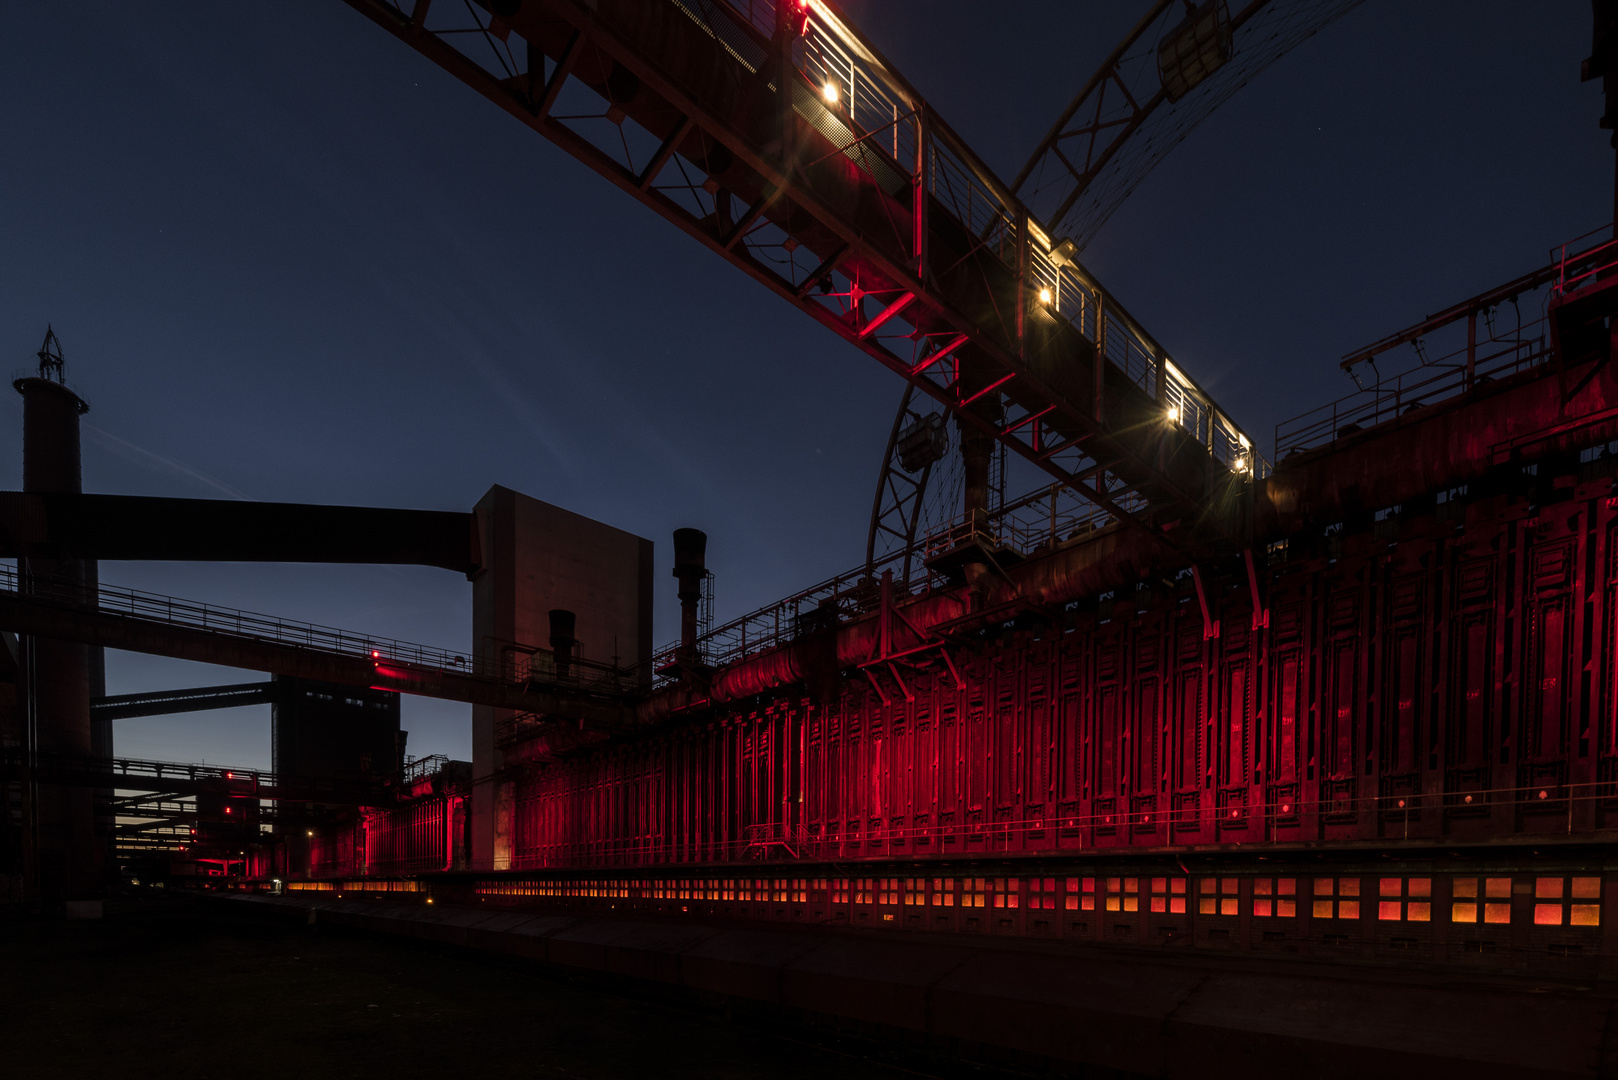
[7,1,1618,1072]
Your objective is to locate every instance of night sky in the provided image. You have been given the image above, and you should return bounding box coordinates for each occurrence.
[0,2,1607,771]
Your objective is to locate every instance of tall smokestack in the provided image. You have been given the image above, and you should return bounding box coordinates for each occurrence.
[15,326,101,907]
[672,528,707,671]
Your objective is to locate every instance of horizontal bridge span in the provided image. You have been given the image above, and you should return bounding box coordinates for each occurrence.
[0,492,481,575]
[92,682,277,720]
[4,750,393,805]
[0,568,637,721]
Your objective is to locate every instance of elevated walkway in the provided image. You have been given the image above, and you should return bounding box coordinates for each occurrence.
[0,563,634,720]
[344,0,1263,554]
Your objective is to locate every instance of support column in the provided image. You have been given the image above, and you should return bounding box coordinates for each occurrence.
[960,424,994,538]
[15,327,100,906]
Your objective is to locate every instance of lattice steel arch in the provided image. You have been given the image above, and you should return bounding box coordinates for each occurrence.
[1013,0,1365,253]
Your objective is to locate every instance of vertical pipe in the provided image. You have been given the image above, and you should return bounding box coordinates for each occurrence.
[1466,310,1477,389]
[961,425,993,538]
[912,104,928,281]
[672,529,708,676]
[1015,212,1029,361]
[1094,293,1107,424]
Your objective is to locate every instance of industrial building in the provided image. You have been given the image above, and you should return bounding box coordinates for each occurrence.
[6,1,1618,1075]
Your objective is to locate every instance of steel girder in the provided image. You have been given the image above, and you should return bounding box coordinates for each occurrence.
[0,578,635,719]
[2,749,394,805]
[338,0,1260,558]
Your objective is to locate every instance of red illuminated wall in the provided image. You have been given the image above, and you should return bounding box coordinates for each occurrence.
[503,470,1618,869]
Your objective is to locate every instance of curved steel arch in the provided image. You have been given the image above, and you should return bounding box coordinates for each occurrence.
[1014,0,1365,252]
[863,383,950,587]
[867,0,1363,579]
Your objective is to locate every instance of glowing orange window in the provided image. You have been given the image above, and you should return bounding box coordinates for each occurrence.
[1534,877,1603,926]
[963,878,987,908]
[879,878,899,905]
[1199,877,1239,916]
[1028,877,1058,910]
[932,877,955,907]
[1572,877,1602,926]
[1376,877,1430,922]
[792,879,807,903]
[1104,877,1140,913]
[992,878,1020,908]
[1252,878,1296,918]
[1150,877,1187,914]
[904,877,926,906]
[832,878,849,904]
[1451,877,1511,924]
[1311,877,1361,919]
[1065,877,1097,911]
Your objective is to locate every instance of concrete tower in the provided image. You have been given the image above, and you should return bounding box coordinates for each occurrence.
[16,327,104,904]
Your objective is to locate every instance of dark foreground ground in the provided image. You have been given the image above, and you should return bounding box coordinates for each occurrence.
[0,894,1016,1080]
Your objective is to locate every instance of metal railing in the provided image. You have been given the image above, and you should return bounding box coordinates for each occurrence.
[1553,222,1618,299]
[403,754,450,786]
[689,0,1262,478]
[1276,225,1618,460]
[1275,314,1553,458]
[0,564,636,699]
[649,479,1128,681]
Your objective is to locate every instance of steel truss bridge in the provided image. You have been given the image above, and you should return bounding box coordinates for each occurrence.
[345,0,1264,559]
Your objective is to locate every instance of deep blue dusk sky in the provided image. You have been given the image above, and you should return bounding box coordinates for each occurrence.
[0,2,1607,770]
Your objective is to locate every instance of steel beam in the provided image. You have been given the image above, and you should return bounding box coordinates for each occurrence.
[0,492,479,574]
[92,682,276,721]
[0,587,632,720]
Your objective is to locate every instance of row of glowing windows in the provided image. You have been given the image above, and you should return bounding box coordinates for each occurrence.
[1201,876,1602,927]
[286,880,421,893]
[469,875,1603,926]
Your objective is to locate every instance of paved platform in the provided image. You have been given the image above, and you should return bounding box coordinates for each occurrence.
[230,891,1618,1078]
[1,893,938,1080]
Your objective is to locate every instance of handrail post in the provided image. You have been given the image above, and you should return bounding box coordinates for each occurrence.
[912,102,928,282]
[1095,292,1107,424]
[1465,309,1476,390]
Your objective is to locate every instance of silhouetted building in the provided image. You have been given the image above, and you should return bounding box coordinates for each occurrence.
[272,675,402,785]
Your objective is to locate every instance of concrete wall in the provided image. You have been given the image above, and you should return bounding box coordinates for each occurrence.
[470,485,653,870]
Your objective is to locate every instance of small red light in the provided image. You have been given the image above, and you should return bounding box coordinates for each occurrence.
[226,771,233,779]
[372,650,380,659]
